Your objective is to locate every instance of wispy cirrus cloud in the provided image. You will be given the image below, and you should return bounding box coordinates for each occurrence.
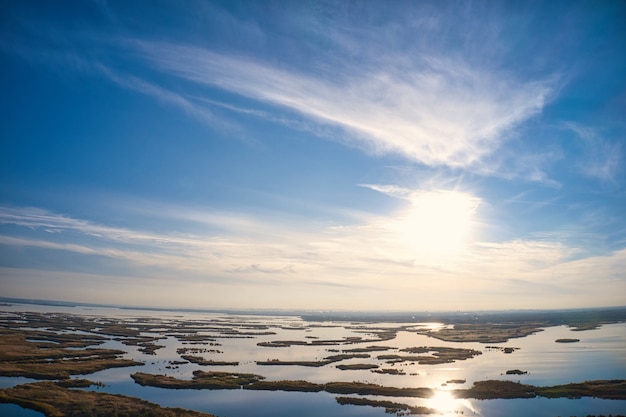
[0,206,179,246]
[563,122,623,181]
[97,65,215,123]
[129,40,554,170]
[0,205,316,279]
[3,8,557,179]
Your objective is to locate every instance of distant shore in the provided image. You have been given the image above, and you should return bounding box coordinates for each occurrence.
[2,297,626,328]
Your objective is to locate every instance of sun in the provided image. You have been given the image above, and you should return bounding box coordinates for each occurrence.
[394,190,479,258]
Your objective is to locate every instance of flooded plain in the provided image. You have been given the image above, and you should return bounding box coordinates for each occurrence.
[1,303,625,417]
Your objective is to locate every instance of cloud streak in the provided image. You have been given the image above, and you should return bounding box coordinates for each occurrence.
[563,122,623,181]
[130,40,553,169]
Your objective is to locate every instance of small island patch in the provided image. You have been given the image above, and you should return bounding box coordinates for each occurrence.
[485,346,519,354]
[372,368,406,375]
[336,363,379,370]
[446,379,466,384]
[555,338,580,343]
[505,369,528,375]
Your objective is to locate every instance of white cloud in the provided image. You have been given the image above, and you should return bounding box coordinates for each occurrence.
[131,40,553,169]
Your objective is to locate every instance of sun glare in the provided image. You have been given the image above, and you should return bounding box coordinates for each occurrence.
[394,190,479,258]
[428,389,456,414]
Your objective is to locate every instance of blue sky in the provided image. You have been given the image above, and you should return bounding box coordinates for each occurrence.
[1,0,625,311]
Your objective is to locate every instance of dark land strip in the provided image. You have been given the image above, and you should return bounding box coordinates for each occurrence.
[0,381,217,417]
[130,370,626,400]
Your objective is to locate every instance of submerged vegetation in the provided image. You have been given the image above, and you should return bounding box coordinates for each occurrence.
[257,353,370,367]
[180,355,239,366]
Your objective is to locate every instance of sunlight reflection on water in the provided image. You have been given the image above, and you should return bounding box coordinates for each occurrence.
[428,389,456,413]
[419,388,480,416]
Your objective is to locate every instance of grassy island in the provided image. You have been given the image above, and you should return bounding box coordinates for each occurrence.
[505,369,528,375]
[372,368,405,375]
[336,363,379,370]
[245,380,324,392]
[0,331,142,380]
[0,381,217,417]
[459,379,626,400]
[130,370,626,401]
[132,370,264,389]
[446,379,466,384]
[555,338,580,343]
[325,381,434,397]
[376,346,481,364]
[119,336,166,355]
[341,345,394,353]
[536,380,626,399]
[418,323,544,343]
[336,397,437,415]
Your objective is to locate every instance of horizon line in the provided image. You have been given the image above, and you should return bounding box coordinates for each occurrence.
[2,296,625,318]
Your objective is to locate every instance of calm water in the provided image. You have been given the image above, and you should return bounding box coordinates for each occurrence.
[1,303,625,417]
[0,404,45,417]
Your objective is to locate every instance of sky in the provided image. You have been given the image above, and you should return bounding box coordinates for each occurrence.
[1,0,625,311]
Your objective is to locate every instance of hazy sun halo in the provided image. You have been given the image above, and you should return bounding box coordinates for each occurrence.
[394,190,479,258]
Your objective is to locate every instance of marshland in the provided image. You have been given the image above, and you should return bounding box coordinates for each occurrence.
[1,302,625,417]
